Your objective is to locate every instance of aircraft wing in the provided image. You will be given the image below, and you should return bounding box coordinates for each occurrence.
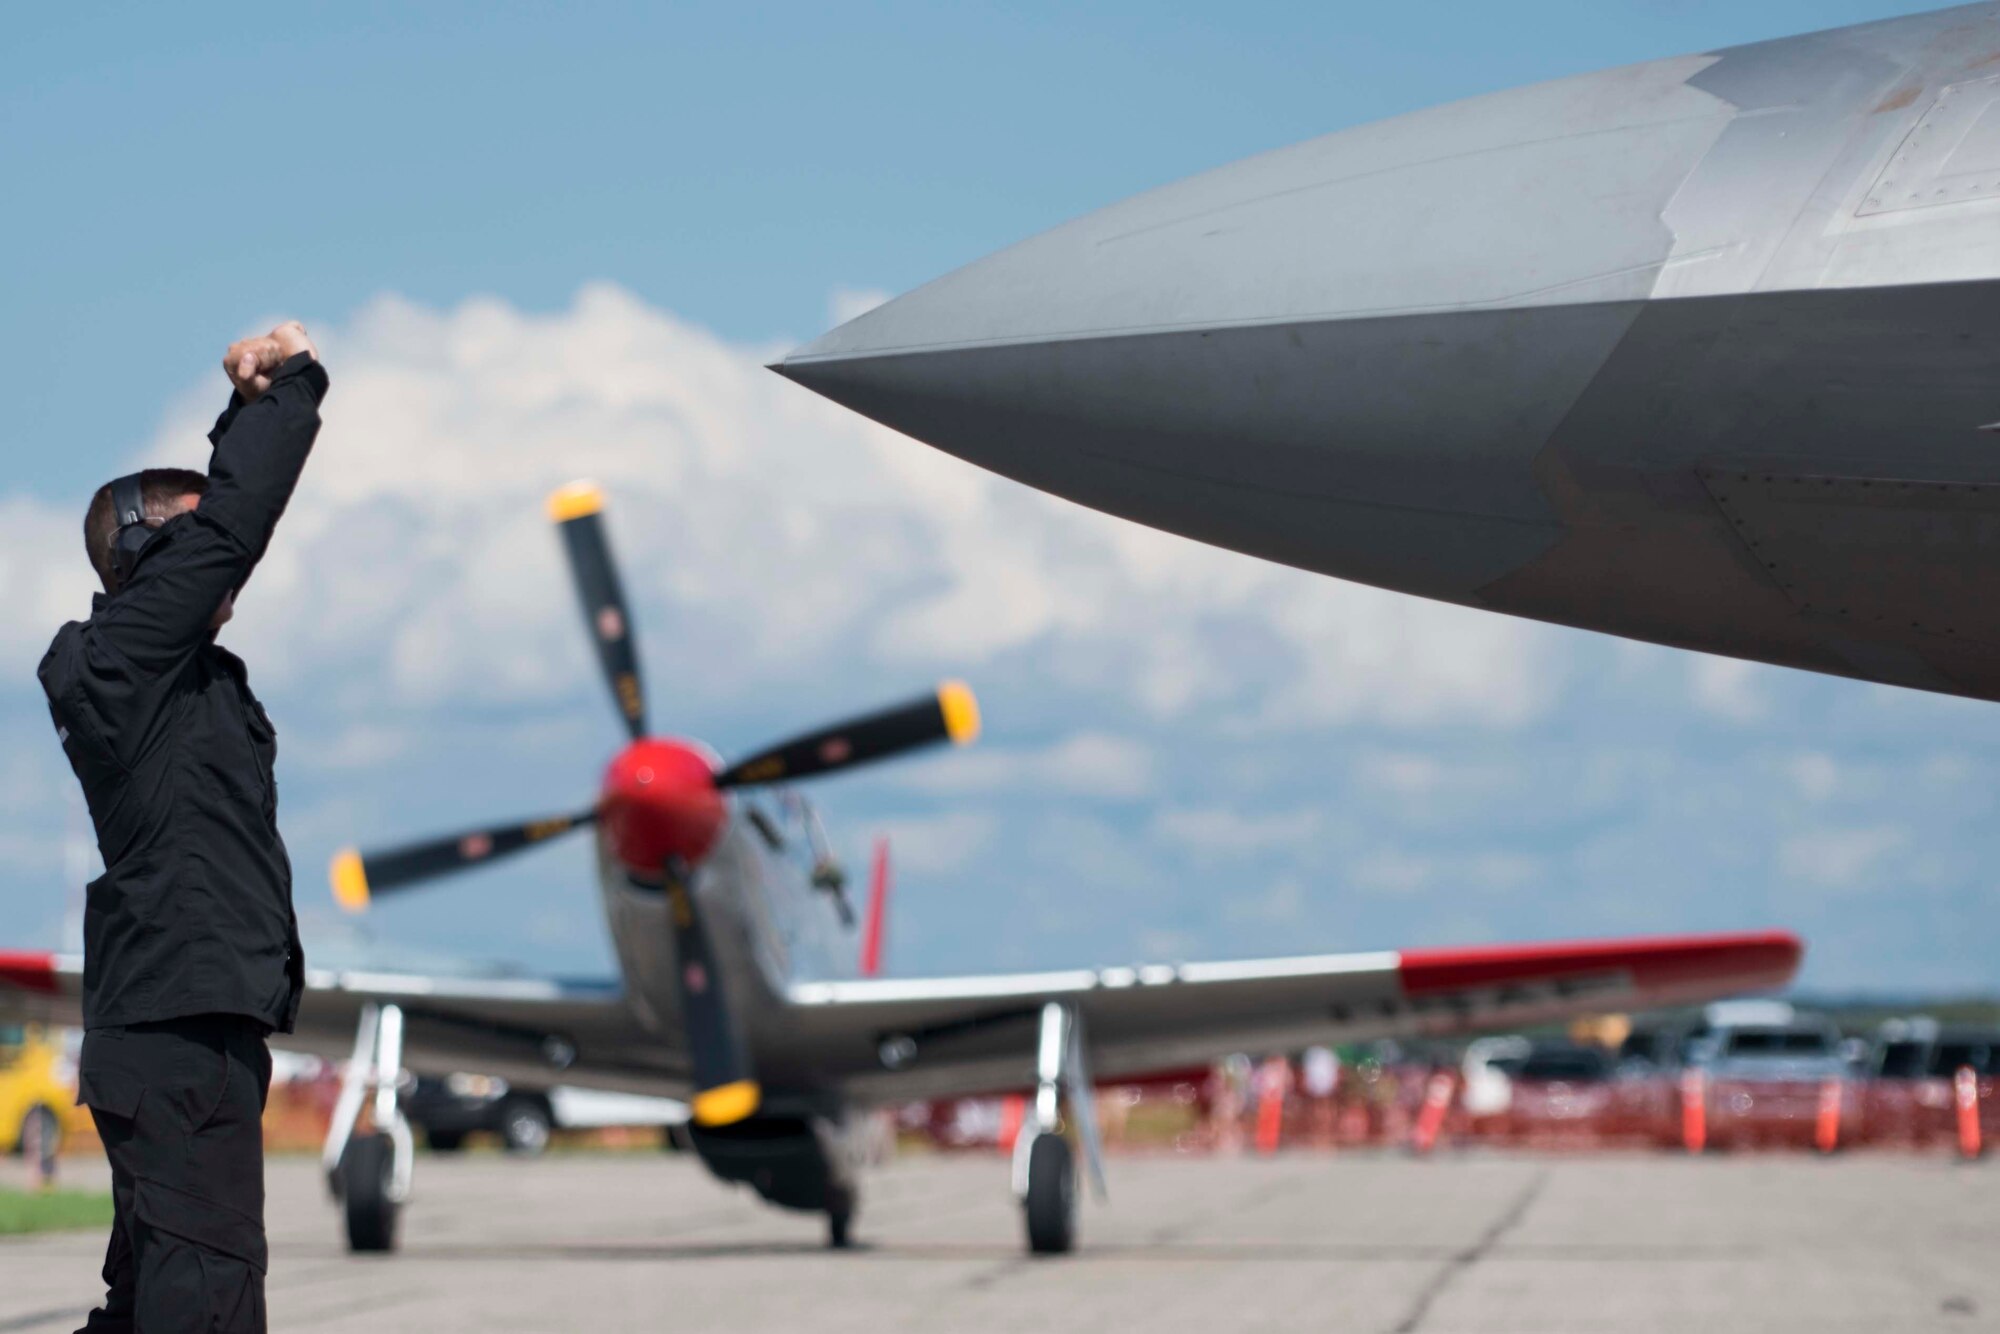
[0,951,679,1099]
[5,930,1801,1107]
[777,931,1802,1103]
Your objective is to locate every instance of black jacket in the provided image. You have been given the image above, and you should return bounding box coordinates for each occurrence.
[40,353,328,1032]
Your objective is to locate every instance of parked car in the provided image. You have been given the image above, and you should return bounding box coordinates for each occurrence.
[1857,1023,2000,1146]
[0,1024,94,1157]
[1699,1021,1847,1079]
[1924,1031,2000,1078]
[1517,1043,1615,1083]
[406,1073,687,1154]
[1869,1017,1940,1080]
[1615,1024,1681,1076]
[1460,1036,1531,1119]
[1507,1043,1618,1133]
[1691,1011,1847,1149]
[1875,1040,1927,1078]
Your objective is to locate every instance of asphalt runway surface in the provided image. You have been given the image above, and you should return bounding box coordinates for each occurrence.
[2,1149,1993,1332]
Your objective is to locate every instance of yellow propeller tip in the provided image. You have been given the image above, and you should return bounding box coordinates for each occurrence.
[330,849,371,913]
[939,680,981,745]
[546,479,604,523]
[691,1079,761,1127]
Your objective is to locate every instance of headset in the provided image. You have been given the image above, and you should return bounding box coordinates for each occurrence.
[107,473,156,589]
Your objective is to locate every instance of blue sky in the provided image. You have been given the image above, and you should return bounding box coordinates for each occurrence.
[3,0,1990,994]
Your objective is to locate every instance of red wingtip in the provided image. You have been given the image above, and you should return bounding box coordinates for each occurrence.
[1399,930,1804,1000]
[0,950,60,995]
[859,837,890,977]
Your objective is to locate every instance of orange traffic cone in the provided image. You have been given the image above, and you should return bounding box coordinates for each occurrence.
[1680,1068,1707,1154]
[1410,1070,1456,1156]
[1954,1067,1982,1161]
[998,1095,1026,1154]
[1814,1078,1842,1154]
[1253,1058,1289,1156]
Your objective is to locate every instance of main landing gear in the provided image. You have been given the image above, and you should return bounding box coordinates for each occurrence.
[1011,1001,1107,1255]
[323,1002,414,1253]
[1022,1132,1077,1254]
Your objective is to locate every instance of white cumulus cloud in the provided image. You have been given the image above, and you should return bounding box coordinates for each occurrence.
[1690,654,1769,722]
[904,732,1157,800]
[826,288,892,329]
[1783,752,1841,803]
[4,284,1555,742]
[874,811,997,877]
[1152,805,1322,857]
[1778,826,1907,891]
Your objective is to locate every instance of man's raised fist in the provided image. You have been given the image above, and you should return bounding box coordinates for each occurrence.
[223,321,318,401]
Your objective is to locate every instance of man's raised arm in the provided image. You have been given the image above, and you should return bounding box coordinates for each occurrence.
[200,321,327,574]
[85,324,327,675]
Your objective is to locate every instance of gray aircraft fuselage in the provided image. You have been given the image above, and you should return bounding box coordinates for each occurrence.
[593,796,858,1105]
[777,4,2000,703]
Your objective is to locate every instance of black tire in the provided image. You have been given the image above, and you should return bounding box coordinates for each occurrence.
[19,1105,61,1161]
[342,1132,400,1253]
[826,1185,856,1250]
[498,1097,552,1156]
[1023,1132,1077,1256]
[426,1130,467,1153]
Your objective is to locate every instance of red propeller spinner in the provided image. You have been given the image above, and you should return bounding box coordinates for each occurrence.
[598,739,728,873]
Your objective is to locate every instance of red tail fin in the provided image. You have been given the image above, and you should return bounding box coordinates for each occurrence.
[859,836,890,977]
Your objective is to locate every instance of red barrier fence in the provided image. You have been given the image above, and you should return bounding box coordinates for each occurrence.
[914,1064,2000,1158]
[1380,1068,1996,1155]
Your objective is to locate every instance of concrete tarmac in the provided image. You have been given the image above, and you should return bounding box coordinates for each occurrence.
[1,1150,1993,1332]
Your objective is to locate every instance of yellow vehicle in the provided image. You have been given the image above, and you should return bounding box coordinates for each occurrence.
[0,1023,92,1156]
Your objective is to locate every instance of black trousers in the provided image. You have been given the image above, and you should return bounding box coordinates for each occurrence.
[75,1014,273,1334]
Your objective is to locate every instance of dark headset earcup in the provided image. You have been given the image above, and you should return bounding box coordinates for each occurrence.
[113,527,153,585]
[107,473,154,588]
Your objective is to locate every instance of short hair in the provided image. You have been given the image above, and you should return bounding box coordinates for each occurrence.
[83,468,210,594]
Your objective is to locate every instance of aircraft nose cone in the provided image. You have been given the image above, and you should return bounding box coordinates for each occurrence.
[777,49,1744,602]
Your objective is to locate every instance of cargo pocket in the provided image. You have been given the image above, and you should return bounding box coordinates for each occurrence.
[130,1203,268,1333]
[176,1027,234,1135]
[133,1175,269,1274]
[77,1050,145,1119]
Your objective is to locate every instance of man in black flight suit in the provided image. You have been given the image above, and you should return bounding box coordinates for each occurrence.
[40,321,327,1333]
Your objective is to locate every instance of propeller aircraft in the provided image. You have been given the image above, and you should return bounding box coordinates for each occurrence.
[0,480,1803,1256]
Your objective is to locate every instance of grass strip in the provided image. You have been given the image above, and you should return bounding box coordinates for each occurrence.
[0,1187,115,1235]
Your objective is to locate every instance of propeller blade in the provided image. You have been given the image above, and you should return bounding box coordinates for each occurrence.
[663,864,760,1126]
[714,681,980,789]
[548,480,647,739]
[330,808,597,912]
